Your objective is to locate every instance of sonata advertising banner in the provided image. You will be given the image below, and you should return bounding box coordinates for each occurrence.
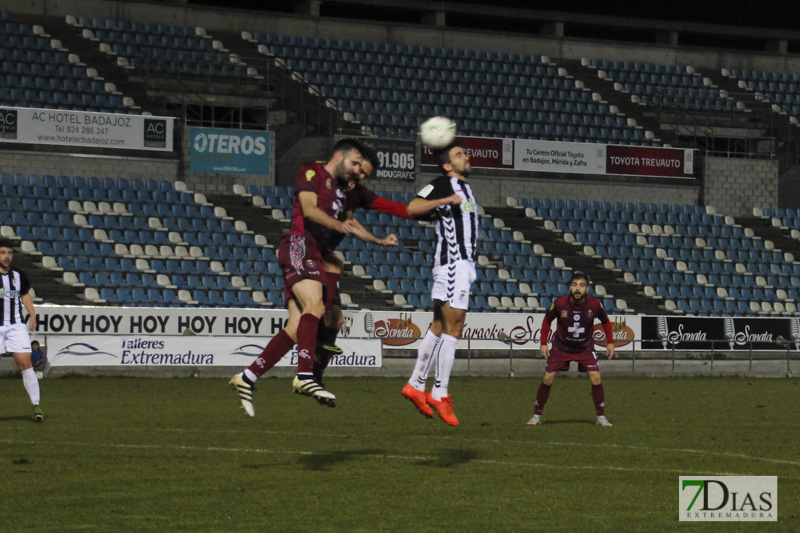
[641,316,798,350]
[339,311,639,352]
[47,335,382,368]
[0,106,173,151]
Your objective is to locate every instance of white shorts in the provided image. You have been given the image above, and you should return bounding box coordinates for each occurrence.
[431,260,476,311]
[0,324,32,353]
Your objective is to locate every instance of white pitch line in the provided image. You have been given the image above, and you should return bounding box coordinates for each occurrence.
[2,439,796,479]
[54,426,800,469]
[421,435,800,468]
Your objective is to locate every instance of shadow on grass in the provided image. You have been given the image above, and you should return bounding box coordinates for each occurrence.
[0,415,37,423]
[535,418,598,426]
[295,449,386,471]
[257,447,482,471]
[413,448,480,468]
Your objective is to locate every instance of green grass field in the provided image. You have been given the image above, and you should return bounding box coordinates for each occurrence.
[1,376,797,532]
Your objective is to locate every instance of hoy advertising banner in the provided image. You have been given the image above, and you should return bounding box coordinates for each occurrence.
[189,127,271,176]
[48,335,382,368]
[0,106,173,151]
[34,306,640,352]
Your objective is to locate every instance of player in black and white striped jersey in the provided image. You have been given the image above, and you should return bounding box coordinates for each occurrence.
[0,240,43,422]
[401,141,478,426]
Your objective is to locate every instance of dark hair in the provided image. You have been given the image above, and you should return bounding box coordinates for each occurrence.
[0,239,15,251]
[433,141,461,174]
[569,271,591,285]
[358,142,380,170]
[332,138,363,157]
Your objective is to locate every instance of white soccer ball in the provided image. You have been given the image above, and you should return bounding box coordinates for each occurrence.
[419,116,456,149]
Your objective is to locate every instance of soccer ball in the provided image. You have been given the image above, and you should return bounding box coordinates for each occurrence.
[419,116,456,149]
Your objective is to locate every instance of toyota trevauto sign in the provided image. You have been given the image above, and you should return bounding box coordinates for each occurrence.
[189,127,271,175]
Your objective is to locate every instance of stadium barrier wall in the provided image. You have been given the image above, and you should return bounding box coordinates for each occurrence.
[20,306,798,377]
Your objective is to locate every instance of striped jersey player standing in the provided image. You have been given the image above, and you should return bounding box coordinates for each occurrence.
[0,240,43,422]
[401,141,478,426]
[527,271,615,427]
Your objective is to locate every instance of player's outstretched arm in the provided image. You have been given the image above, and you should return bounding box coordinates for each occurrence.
[407,194,461,217]
[370,197,418,220]
[342,218,398,247]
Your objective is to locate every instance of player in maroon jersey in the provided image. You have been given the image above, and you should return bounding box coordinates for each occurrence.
[230,139,398,415]
[229,140,412,416]
[527,271,616,427]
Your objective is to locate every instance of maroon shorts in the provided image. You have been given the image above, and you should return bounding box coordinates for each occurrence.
[545,348,600,373]
[278,234,325,304]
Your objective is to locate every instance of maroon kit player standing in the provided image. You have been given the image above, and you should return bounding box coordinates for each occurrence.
[527,271,616,427]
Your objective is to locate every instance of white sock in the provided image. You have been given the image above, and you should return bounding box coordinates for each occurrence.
[431,333,458,401]
[243,369,258,383]
[21,368,40,405]
[408,330,440,391]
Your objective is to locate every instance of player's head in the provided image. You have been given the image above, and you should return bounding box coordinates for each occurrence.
[434,141,470,178]
[0,240,14,269]
[568,271,590,304]
[329,138,364,183]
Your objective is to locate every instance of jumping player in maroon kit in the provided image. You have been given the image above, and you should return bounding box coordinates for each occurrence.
[527,271,616,427]
[229,140,413,416]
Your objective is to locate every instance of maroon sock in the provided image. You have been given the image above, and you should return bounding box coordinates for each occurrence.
[295,313,320,375]
[247,330,294,378]
[534,383,551,415]
[323,272,341,312]
[592,383,606,416]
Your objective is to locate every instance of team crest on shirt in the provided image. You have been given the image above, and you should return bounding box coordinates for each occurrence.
[560,310,568,318]
[462,201,475,213]
[587,310,594,317]
[306,170,316,181]
[326,178,332,189]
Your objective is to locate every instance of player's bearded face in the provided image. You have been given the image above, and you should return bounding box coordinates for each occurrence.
[570,281,588,303]
[336,151,363,185]
[448,148,471,177]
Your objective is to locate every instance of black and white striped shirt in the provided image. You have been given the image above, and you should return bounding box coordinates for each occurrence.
[0,268,31,326]
[416,175,480,268]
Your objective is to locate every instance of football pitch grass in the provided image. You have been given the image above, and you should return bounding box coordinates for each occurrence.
[1,376,797,532]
